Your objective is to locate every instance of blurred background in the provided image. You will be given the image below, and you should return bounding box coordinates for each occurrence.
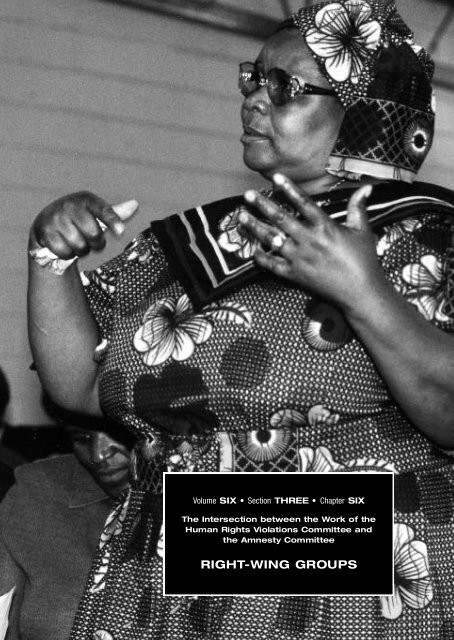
[0,0,453,427]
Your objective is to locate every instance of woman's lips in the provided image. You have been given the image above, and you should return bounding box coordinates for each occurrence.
[241,124,269,143]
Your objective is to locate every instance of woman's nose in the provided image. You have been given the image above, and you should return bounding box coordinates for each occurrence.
[242,87,270,116]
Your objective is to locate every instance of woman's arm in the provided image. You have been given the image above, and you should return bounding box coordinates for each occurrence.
[239,174,454,448]
[339,267,454,448]
[27,192,135,415]
[28,258,102,415]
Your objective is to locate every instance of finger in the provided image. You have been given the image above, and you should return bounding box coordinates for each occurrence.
[77,192,125,237]
[254,245,292,279]
[90,203,126,237]
[272,173,329,227]
[238,208,278,250]
[92,199,138,236]
[58,219,92,257]
[74,199,138,247]
[345,184,373,231]
[70,191,111,218]
[96,200,139,236]
[71,210,106,251]
[238,208,295,257]
[37,229,78,260]
[243,190,302,239]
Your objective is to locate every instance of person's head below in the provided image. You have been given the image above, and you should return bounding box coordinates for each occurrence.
[41,393,131,499]
[240,0,434,193]
[65,425,131,499]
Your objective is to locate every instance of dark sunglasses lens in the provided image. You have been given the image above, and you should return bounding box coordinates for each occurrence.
[267,68,289,106]
[239,64,258,96]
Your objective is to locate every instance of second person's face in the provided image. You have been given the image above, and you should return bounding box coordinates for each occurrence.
[67,427,131,498]
[240,29,344,189]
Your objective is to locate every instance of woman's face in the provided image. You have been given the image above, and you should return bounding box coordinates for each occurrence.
[240,29,344,188]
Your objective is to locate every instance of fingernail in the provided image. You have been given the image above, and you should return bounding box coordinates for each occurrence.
[112,199,139,219]
[238,210,249,224]
[114,222,125,235]
[272,173,286,186]
[358,184,373,200]
[244,190,258,203]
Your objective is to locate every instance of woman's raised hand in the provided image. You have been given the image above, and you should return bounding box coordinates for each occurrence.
[239,173,383,312]
[30,191,138,260]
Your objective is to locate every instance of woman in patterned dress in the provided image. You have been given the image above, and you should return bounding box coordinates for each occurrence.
[27,1,454,638]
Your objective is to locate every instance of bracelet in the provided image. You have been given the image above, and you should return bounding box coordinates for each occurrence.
[28,245,79,276]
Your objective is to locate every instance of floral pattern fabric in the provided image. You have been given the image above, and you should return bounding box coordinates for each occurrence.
[380,523,433,620]
[305,1,381,85]
[70,192,454,640]
[133,294,252,367]
[217,206,259,260]
[399,255,450,322]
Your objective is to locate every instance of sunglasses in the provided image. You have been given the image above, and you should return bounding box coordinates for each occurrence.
[238,61,336,106]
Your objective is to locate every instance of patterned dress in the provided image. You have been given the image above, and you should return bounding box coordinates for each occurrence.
[70,182,454,640]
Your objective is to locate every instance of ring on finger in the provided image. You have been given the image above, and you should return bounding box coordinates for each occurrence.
[269,230,287,253]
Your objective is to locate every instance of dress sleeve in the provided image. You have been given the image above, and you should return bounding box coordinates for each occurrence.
[81,228,163,360]
[376,210,454,333]
[81,252,125,346]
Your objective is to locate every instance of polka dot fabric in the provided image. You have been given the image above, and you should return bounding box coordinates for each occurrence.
[70,193,454,639]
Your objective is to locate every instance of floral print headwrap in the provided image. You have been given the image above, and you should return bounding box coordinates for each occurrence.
[289,0,435,183]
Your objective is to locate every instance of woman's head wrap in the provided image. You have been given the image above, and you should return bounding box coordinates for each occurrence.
[289,0,435,183]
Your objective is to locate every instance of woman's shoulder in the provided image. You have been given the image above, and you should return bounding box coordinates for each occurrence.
[375,181,454,331]
[369,180,454,227]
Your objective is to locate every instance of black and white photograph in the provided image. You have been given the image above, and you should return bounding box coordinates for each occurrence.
[0,0,454,638]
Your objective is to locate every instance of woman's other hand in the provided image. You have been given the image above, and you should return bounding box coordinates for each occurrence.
[240,173,454,447]
[30,191,136,261]
[239,174,381,312]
